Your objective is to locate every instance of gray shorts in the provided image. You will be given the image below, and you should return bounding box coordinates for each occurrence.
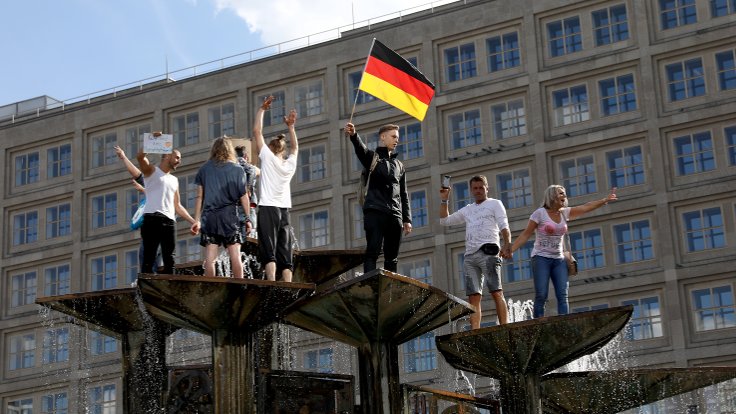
[464,248,503,296]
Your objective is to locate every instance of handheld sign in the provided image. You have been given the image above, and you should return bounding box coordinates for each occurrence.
[143,133,173,154]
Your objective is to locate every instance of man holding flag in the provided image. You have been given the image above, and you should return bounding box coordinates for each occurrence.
[346,40,435,273]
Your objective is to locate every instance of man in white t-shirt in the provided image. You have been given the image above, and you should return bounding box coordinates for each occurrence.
[136,143,198,274]
[439,175,512,329]
[253,96,298,282]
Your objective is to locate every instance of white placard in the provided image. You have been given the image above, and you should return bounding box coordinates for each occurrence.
[143,133,174,154]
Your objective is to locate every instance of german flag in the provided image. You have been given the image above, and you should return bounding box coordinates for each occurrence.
[358,39,435,121]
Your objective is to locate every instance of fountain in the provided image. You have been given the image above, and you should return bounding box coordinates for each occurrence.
[36,239,736,414]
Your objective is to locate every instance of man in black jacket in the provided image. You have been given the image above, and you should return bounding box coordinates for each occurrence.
[346,122,412,273]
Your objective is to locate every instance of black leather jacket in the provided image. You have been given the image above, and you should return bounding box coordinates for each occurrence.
[350,133,411,224]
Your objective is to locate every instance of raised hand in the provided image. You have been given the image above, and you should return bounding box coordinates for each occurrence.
[261,95,274,111]
[283,109,297,127]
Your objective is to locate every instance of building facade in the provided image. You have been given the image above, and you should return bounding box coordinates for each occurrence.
[2,0,735,412]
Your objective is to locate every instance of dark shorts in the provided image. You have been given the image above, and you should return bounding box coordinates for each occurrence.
[199,230,244,247]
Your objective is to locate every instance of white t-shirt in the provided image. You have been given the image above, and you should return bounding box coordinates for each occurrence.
[439,198,510,255]
[530,207,572,259]
[258,145,297,208]
[143,166,179,221]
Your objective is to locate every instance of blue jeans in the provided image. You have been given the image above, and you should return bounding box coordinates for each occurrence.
[531,255,569,318]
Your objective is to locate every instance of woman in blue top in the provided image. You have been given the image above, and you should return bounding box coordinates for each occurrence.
[510,185,617,318]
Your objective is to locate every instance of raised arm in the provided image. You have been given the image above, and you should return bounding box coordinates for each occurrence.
[284,109,298,156]
[569,187,618,220]
[345,122,373,169]
[115,146,142,178]
[253,96,273,154]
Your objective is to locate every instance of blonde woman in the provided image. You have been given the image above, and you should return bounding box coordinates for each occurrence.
[191,137,250,278]
[509,185,617,317]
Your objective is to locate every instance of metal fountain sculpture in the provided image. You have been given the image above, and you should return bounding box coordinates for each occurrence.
[37,240,736,414]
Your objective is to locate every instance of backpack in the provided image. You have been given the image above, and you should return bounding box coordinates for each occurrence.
[357,153,379,206]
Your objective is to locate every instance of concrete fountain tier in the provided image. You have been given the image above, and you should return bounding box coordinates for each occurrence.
[36,288,176,414]
[435,306,634,414]
[541,367,736,414]
[283,269,475,414]
[137,274,315,414]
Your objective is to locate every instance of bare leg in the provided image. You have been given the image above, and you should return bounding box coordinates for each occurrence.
[264,262,276,281]
[228,244,243,279]
[491,290,508,325]
[203,245,219,278]
[468,293,482,330]
[281,268,292,283]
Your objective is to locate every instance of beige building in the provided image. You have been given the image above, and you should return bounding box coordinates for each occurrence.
[2,0,735,412]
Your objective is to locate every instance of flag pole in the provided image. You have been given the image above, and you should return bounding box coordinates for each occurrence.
[349,38,377,124]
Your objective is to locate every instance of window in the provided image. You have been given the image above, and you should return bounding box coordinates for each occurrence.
[449,109,482,149]
[125,188,144,223]
[592,4,629,46]
[504,240,533,282]
[683,207,725,251]
[726,125,736,166]
[7,398,32,414]
[91,254,117,290]
[497,169,532,209]
[569,229,605,270]
[124,124,150,156]
[491,99,526,139]
[15,151,40,186]
[613,220,654,263]
[43,327,70,363]
[396,122,423,160]
[46,203,71,239]
[304,348,333,373]
[716,50,736,91]
[45,264,71,296]
[177,237,201,264]
[410,190,428,228]
[553,85,589,126]
[691,285,735,331]
[88,384,117,414]
[297,144,327,183]
[349,71,377,105]
[711,0,736,16]
[177,174,197,210]
[352,202,364,240]
[42,392,69,414]
[622,297,663,340]
[91,193,118,229]
[13,211,38,245]
[674,131,715,175]
[9,333,35,370]
[91,132,117,168]
[666,58,705,101]
[12,271,37,308]
[124,250,139,285]
[659,0,697,29]
[261,91,286,127]
[445,43,477,82]
[89,331,117,355]
[172,111,200,147]
[451,182,471,212]
[298,210,329,248]
[560,156,596,197]
[295,82,323,117]
[208,102,235,139]
[456,252,466,291]
[599,74,637,116]
[486,31,520,72]
[403,332,437,373]
[400,258,432,284]
[48,144,72,178]
[547,16,582,57]
[606,145,645,188]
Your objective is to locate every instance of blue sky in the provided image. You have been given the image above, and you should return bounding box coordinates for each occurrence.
[0,0,441,107]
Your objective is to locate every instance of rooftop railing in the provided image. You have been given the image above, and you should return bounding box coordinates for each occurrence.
[1,0,461,125]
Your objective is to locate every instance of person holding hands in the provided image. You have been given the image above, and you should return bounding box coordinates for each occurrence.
[509,185,618,318]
